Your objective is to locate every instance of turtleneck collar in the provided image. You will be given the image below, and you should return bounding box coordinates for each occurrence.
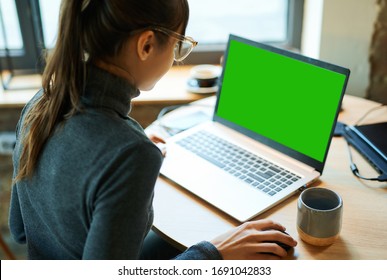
[82,63,140,118]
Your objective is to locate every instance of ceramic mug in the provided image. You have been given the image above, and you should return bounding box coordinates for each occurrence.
[186,64,221,94]
[297,187,343,246]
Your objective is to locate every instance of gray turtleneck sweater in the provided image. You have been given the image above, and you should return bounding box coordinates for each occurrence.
[9,65,222,260]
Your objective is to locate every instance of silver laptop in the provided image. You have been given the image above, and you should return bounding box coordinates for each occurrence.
[160,35,350,222]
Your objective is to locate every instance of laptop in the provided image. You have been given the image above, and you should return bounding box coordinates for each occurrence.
[160,35,350,222]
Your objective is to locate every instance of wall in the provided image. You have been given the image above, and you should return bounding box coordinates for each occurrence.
[302,0,378,98]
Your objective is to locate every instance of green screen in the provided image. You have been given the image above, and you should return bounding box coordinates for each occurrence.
[216,40,346,162]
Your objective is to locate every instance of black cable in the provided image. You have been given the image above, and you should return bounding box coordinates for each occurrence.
[346,142,386,182]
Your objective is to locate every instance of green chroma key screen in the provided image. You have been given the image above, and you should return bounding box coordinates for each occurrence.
[216,39,347,162]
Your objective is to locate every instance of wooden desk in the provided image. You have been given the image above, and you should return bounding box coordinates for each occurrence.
[0,66,208,129]
[151,95,387,260]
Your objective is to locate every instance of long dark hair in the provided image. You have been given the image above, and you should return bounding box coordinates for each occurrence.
[15,0,189,181]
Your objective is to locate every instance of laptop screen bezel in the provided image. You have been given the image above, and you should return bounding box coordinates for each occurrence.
[213,34,350,174]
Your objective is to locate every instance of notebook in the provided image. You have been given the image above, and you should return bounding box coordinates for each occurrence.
[160,35,350,222]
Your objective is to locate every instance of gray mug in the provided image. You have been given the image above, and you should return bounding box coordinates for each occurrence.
[297,187,343,246]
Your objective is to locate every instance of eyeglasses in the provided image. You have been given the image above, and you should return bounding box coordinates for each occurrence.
[151,26,198,62]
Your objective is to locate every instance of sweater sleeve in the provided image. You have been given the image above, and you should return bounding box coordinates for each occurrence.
[82,141,163,259]
[8,93,38,245]
[174,241,223,260]
[9,186,26,244]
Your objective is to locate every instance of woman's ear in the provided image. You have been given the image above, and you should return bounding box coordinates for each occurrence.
[137,30,155,61]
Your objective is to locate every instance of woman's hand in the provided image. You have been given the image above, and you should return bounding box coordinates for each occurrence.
[147,134,165,144]
[211,219,297,260]
[147,134,167,156]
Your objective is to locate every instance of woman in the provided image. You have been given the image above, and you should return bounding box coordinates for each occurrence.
[9,0,297,259]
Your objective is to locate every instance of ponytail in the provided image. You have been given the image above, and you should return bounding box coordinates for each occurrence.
[15,0,189,182]
[15,0,86,181]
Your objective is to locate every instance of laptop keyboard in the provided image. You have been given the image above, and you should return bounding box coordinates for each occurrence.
[176,130,301,196]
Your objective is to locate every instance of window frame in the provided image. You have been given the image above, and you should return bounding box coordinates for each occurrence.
[0,0,45,73]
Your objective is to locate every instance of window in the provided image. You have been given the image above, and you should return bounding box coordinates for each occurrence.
[0,0,303,70]
[185,0,304,64]
[38,0,60,49]
[0,0,23,50]
[187,0,288,45]
[0,0,46,72]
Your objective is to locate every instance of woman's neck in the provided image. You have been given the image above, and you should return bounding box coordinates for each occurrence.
[93,59,136,86]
